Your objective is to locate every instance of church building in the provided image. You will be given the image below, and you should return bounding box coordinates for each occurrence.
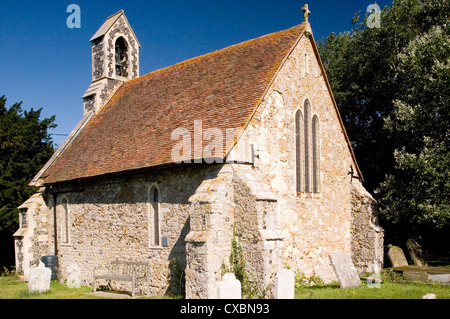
[13,7,383,298]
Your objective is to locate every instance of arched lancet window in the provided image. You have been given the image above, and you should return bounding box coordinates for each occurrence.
[312,115,320,193]
[295,110,304,193]
[295,99,320,195]
[148,185,160,246]
[303,99,311,193]
[115,37,129,77]
[60,197,69,244]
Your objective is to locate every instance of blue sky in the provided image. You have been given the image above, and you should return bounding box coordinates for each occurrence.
[0,0,392,146]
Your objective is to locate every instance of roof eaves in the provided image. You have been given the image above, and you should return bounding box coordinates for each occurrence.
[30,112,93,187]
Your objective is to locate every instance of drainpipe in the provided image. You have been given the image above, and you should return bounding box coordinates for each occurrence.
[49,185,58,256]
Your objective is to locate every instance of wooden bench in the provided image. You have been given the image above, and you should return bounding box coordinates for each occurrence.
[93,260,151,297]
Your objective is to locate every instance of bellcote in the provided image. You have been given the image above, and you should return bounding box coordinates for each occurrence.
[83,10,140,115]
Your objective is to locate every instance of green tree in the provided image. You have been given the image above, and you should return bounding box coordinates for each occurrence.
[0,95,55,267]
[318,0,449,251]
[378,25,450,249]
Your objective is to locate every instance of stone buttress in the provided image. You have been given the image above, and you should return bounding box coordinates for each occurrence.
[185,164,283,299]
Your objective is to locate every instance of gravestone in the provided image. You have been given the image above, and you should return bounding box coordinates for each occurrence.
[429,273,450,284]
[66,263,81,288]
[387,245,408,268]
[217,273,241,299]
[406,239,427,267]
[274,269,295,299]
[329,251,361,288]
[28,261,52,294]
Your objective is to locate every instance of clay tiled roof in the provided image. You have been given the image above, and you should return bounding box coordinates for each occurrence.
[42,24,306,184]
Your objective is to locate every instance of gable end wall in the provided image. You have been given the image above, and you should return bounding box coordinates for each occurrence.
[234,33,381,281]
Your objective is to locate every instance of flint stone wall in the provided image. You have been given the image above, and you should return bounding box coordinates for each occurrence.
[350,182,384,274]
[51,165,209,296]
[91,15,139,82]
[84,15,139,114]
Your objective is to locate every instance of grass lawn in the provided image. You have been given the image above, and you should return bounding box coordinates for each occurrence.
[295,269,450,299]
[1,268,449,299]
[295,281,450,299]
[0,275,174,299]
[0,275,100,299]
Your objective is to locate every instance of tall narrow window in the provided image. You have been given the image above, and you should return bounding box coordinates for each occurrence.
[295,110,304,193]
[149,186,160,246]
[295,99,320,195]
[115,37,129,77]
[312,115,320,193]
[304,100,311,193]
[61,197,69,244]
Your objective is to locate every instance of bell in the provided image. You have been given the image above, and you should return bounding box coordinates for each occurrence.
[115,45,122,67]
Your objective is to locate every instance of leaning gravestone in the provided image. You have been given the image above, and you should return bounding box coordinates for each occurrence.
[274,269,295,299]
[387,245,409,268]
[406,239,427,267]
[329,251,361,288]
[66,263,81,288]
[217,273,241,299]
[28,261,52,294]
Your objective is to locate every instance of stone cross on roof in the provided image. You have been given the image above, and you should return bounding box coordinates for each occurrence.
[302,4,311,23]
